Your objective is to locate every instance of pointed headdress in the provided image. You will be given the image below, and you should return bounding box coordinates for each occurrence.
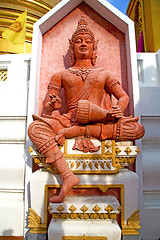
[71,16,95,42]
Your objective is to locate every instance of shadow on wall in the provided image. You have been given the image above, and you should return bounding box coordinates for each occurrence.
[2,229,13,236]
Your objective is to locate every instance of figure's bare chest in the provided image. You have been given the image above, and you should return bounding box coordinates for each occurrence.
[62,69,105,90]
[62,73,83,89]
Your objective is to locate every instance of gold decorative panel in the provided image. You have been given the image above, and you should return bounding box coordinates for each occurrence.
[28,208,47,234]
[30,140,140,174]
[122,209,141,235]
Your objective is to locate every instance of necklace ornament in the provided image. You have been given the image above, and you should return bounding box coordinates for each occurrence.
[68,67,95,81]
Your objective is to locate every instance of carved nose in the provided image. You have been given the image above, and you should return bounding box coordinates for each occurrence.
[81,43,86,47]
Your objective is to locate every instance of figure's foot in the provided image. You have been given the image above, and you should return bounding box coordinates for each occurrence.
[121,116,139,123]
[55,127,75,146]
[55,126,86,146]
[50,174,80,203]
[117,116,145,141]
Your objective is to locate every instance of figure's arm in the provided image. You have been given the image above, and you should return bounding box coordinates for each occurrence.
[43,72,62,114]
[105,73,129,119]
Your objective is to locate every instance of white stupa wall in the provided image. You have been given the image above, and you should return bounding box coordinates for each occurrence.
[0,54,31,236]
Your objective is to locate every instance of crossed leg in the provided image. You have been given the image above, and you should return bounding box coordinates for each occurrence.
[28,120,80,203]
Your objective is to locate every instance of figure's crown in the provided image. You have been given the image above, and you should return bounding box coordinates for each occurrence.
[77,16,88,30]
[71,16,95,42]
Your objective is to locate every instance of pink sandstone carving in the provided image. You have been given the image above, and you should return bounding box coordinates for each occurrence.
[28,17,145,203]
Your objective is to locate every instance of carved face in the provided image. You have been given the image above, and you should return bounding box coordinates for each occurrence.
[73,33,94,60]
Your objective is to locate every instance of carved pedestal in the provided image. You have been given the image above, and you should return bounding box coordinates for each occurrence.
[48,196,121,240]
[48,220,120,240]
[28,140,141,240]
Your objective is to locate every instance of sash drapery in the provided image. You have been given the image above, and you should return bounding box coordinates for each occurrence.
[67,68,104,111]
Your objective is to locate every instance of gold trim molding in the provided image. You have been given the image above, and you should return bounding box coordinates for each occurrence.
[62,236,107,240]
[122,209,141,235]
[28,208,47,234]
[51,211,118,220]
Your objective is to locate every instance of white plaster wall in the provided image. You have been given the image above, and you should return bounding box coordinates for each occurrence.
[0,54,31,236]
[137,51,160,240]
[137,53,160,87]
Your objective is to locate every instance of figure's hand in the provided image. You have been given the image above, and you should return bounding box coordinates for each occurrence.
[108,105,123,119]
[44,94,61,112]
[49,94,62,110]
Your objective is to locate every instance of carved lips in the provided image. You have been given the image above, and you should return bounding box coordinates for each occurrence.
[79,46,88,52]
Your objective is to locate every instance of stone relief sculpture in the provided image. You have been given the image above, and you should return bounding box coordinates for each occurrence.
[28,17,145,203]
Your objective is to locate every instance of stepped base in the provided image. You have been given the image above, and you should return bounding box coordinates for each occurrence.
[48,195,121,240]
[48,219,121,240]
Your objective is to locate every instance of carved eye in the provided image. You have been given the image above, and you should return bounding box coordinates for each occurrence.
[75,38,82,44]
[85,37,92,44]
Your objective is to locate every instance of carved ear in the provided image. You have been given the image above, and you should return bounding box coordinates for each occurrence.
[91,40,99,66]
[94,39,99,50]
[68,39,73,48]
[68,39,76,66]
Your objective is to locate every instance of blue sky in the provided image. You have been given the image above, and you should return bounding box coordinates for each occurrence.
[107,0,130,15]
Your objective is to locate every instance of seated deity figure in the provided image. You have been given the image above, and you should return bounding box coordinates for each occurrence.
[28,17,145,203]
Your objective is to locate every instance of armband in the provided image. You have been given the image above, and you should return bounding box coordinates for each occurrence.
[48,82,61,91]
[107,79,120,91]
